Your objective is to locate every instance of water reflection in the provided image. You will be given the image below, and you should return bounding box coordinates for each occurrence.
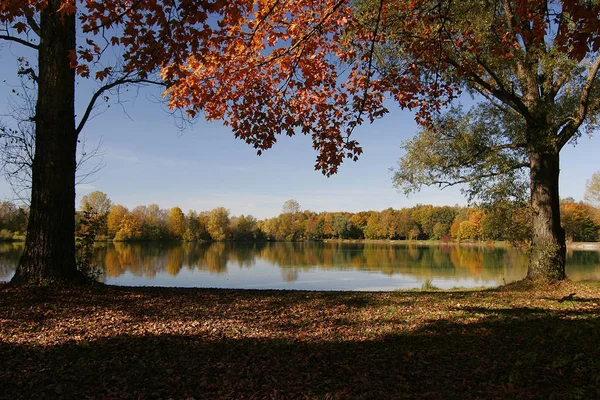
[1,242,600,290]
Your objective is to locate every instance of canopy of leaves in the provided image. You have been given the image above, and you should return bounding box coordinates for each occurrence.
[370,0,600,198]
[393,104,530,203]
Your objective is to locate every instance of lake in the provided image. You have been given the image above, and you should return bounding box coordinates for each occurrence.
[1,241,599,290]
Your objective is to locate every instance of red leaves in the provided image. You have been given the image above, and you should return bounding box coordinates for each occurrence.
[3,1,599,175]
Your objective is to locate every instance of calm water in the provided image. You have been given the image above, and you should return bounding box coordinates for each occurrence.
[1,242,600,290]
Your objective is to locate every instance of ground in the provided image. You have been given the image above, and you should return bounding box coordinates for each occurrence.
[1,281,599,399]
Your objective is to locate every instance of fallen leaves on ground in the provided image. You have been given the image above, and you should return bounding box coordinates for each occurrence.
[1,280,599,399]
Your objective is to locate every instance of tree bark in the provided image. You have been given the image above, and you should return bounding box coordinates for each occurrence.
[526,148,566,282]
[11,2,82,284]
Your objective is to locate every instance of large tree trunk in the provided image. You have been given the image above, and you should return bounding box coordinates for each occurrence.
[526,148,566,282]
[11,2,82,284]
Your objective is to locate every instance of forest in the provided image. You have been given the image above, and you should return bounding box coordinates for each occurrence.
[1,192,599,244]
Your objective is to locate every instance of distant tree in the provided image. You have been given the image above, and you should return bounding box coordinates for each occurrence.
[167,207,186,240]
[450,216,463,240]
[458,220,478,241]
[107,205,129,238]
[364,213,381,240]
[144,204,167,240]
[332,215,353,239]
[561,202,599,242]
[0,201,28,235]
[432,222,450,241]
[305,216,325,240]
[78,191,111,238]
[282,199,301,215]
[234,215,258,241]
[197,212,211,241]
[379,208,399,239]
[80,191,112,216]
[585,172,600,206]
[183,210,200,242]
[395,209,415,240]
[207,208,230,241]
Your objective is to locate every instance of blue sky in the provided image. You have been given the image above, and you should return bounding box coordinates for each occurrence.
[0,55,599,219]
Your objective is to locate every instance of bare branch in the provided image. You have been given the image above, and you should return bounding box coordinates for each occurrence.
[26,15,40,36]
[17,67,38,83]
[0,34,38,50]
[76,76,166,136]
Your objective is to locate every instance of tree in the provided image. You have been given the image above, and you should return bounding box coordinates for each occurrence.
[167,207,186,240]
[585,172,600,206]
[207,207,230,241]
[2,1,168,283]
[1,0,376,283]
[7,1,596,284]
[561,202,599,242]
[379,0,600,281]
[143,204,167,240]
[233,214,258,241]
[80,191,112,217]
[107,205,129,238]
[78,191,112,239]
[332,214,353,239]
[282,200,301,215]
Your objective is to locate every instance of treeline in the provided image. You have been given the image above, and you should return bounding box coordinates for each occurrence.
[78,192,600,243]
[0,192,599,243]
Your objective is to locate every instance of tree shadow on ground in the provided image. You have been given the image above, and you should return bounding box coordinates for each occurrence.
[1,302,599,399]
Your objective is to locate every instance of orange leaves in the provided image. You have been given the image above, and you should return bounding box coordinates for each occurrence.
[8,1,596,177]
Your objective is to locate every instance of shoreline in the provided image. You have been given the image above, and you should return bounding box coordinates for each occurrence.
[323,238,600,250]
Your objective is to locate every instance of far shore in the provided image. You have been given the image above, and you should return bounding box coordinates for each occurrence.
[3,237,600,251]
[323,238,600,250]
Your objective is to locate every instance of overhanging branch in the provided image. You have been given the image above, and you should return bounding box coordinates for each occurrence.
[76,76,166,136]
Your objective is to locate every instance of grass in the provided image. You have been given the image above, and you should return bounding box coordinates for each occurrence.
[1,280,600,399]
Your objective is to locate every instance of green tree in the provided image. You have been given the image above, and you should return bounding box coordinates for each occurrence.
[233,214,258,241]
[585,172,600,207]
[384,0,600,281]
[80,191,112,216]
[207,207,230,241]
[0,201,28,235]
[143,204,167,240]
[78,191,111,238]
[332,215,353,239]
[183,210,200,242]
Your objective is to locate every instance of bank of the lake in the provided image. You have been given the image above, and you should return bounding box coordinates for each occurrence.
[324,238,600,250]
[1,281,599,399]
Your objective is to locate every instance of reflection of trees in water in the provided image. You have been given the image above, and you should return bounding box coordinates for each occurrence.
[98,242,265,278]
[566,251,600,281]
[258,242,527,283]
[2,241,599,284]
[280,268,299,283]
[85,242,599,284]
[0,243,23,279]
